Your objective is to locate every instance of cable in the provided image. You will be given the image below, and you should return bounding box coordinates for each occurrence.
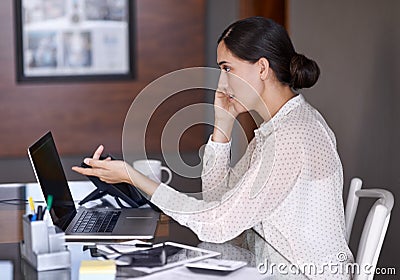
[0,199,31,206]
[0,198,81,206]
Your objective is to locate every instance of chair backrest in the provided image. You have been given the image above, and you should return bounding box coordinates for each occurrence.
[352,188,394,280]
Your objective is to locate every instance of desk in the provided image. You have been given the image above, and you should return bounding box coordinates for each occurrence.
[0,182,307,279]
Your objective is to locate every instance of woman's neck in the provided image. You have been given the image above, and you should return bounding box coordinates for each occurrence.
[257,83,296,121]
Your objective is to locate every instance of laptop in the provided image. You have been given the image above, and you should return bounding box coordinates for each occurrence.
[28,131,159,240]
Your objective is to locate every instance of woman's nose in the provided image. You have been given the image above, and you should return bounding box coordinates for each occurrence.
[218,71,228,90]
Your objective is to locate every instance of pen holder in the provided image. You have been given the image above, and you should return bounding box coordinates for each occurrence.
[20,215,71,271]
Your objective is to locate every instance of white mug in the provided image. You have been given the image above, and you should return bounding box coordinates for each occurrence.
[133,159,172,184]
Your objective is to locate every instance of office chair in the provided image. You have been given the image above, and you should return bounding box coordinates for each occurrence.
[344,178,394,280]
[345,177,363,243]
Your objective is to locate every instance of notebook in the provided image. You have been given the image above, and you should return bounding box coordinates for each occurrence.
[28,131,159,240]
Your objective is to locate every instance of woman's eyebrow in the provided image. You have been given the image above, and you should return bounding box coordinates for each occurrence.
[217,60,228,66]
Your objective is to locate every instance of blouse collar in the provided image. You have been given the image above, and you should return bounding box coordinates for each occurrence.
[256,94,305,137]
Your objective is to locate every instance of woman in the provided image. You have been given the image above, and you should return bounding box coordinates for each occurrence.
[73,17,353,278]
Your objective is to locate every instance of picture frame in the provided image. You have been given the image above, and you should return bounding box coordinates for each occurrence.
[14,0,135,83]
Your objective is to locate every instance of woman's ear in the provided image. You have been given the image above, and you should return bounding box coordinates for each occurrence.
[258,58,269,80]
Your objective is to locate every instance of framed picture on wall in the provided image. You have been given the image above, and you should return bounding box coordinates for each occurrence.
[14,0,135,82]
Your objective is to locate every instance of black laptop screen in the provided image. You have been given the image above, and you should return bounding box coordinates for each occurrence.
[28,132,76,230]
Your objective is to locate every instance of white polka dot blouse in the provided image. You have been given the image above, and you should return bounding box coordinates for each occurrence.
[151,94,354,279]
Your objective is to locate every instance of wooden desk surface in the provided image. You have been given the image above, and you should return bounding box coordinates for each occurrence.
[0,210,24,243]
[0,185,25,243]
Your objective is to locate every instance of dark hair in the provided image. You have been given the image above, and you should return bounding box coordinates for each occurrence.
[218,17,320,90]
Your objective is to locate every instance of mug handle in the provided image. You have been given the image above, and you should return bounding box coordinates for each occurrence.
[160,166,172,185]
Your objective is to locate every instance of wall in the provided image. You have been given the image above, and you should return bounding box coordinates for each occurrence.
[288,0,399,274]
[0,0,205,157]
[0,0,206,183]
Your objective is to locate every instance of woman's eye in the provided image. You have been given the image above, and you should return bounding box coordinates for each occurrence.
[223,66,231,72]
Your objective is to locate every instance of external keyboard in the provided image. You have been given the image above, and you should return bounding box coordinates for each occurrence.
[72,210,121,233]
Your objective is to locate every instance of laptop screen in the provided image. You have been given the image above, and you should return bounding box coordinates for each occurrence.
[28,131,76,230]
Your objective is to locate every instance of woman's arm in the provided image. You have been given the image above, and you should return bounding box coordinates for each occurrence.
[201,90,250,200]
[201,136,256,202]
[150,133,302,243]
[200,137,231,201]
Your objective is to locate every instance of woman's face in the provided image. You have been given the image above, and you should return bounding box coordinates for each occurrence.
[216,41,264,112]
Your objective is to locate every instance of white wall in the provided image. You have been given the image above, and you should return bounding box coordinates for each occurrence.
[289,0,399,272]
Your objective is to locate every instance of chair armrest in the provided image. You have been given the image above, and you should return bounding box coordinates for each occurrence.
[355,189,394,212]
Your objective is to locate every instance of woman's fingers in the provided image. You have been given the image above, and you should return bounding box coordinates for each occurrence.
[92,145,104,160]
[83,158,107,168]
[72,162,110,181]
[71,166,96,176]
[72,146,129,184]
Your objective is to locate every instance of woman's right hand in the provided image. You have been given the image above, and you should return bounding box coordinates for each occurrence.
[214,90,239,122]
[71,145,132,185]
[72,145,160,196]
[212,90,245,143]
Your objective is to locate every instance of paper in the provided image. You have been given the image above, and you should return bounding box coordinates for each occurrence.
[79,259,116,274]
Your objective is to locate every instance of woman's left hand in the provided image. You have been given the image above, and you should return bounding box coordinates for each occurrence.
[71,145,132,185]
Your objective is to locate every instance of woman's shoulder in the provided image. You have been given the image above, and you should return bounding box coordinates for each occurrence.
[277,102,337,146]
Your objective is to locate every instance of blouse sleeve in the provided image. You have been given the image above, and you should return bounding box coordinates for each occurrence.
[150,131,303,243]
[201,135,256,202]
[200,136,231,201]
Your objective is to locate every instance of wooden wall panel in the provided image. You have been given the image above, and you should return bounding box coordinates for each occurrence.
[240,0,287,26]
[0,0,205,157]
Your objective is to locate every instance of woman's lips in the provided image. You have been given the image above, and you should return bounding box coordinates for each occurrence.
[217,90,235,99]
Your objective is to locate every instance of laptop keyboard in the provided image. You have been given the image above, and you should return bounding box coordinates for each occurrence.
[72,210,121,233]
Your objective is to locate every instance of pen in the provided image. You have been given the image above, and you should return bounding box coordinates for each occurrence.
[41,194,53,219]
[47,194,53,212]
[28,197,37,221]
[37,205,43,220]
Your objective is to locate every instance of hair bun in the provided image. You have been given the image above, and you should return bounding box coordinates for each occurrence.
[290,53,320,89]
